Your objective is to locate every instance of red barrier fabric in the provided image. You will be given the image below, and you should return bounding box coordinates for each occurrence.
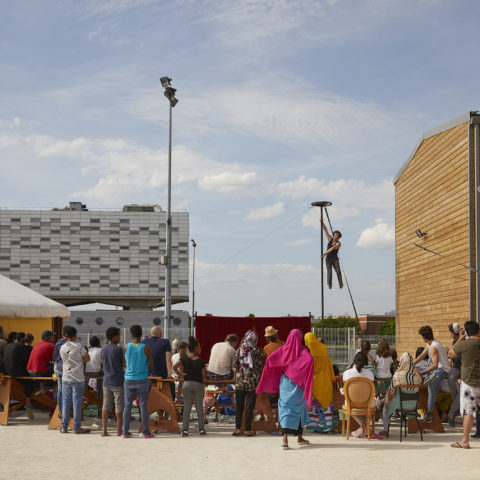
[195,316,312,362]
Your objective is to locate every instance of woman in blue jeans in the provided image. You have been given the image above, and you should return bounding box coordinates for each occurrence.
[122,325,154,439]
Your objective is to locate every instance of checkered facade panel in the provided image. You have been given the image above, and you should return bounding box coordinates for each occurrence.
[0,209,189,300]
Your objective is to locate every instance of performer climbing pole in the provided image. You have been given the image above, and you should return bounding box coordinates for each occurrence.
[320,219,343,289]
[312,200,363,340]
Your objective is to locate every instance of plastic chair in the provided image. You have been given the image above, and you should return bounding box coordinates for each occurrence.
[341,376,376,440]
[387,384,423,442]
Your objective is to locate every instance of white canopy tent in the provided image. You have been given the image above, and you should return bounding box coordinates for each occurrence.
[0,274,70,319]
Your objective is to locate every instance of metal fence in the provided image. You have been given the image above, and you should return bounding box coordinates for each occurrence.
[312,327,396,372]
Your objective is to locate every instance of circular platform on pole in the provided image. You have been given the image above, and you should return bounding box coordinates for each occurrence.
[311,201,332,207]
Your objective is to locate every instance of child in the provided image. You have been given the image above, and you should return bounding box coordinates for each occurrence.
[60,326,90,434]
[375,339,393,394]
[101,327,124,436]
[86,336,103,407]
[173,336,206,436]
[172,341,187,403]
[359,340,376,377]
[122,325,154,439]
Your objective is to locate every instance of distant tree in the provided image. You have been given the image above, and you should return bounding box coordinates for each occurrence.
[313,315,357,329]
[247,313,255,318]
[376,318,395,336]
[205,313,213,317]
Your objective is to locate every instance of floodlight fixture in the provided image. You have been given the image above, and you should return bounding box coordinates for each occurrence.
[160,76,172,88]
[415,229,426,238]
[191,239,197,248]
[163,86,178,107]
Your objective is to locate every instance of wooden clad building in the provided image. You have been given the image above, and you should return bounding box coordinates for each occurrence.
[394,112,480,355]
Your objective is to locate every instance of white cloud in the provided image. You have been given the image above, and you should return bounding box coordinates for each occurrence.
[196,0,326,48]
[279,176,393,209]
[0,117,38,129]
[279,176,394,227]
[198,171,259,193]
[284,238,312,247]
[246,202,285,220]
[356,222,395,249]
[122,77,419,152]
[301,205,361,229]
[1,131,261,206]
[79,0,162,16]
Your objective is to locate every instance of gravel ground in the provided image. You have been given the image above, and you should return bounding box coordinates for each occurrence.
[1,409,479,480]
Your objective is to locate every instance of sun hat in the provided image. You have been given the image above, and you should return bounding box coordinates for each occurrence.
[264,326,278,337]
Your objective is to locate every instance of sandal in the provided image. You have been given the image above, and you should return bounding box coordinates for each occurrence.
[282,443,289,450]
[74,428,91,434]
[451,441,470,449]
[368,432,384,440]
[298,439,310,445]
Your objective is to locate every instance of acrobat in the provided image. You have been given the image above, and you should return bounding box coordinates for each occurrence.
[320,219,343,289]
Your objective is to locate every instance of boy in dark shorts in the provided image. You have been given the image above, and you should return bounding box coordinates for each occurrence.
[101,327,125,436]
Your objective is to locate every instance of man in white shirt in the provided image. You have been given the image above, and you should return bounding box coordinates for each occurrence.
[60,326,90,434]
[414,325,450,423]
[206,334,238,382]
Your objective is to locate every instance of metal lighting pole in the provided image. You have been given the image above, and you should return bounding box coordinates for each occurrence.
[160,76,178,340]
[191,239,197,336]
[312,201,332,339]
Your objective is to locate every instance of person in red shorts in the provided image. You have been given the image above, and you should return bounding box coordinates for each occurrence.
[27,330,56,392]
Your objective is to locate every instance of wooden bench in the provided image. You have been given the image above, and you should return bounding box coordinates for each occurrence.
[0,375,57,426]
[0,374,180,433]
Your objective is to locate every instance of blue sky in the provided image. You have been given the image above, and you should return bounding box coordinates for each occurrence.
[1,0,479,317]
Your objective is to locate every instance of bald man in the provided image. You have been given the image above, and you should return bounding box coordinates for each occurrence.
[142,326,172,379]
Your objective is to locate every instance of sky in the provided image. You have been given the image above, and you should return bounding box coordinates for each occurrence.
[1,0,479,318]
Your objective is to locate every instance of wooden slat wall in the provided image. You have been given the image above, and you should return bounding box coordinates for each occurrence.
[395,123,470,356]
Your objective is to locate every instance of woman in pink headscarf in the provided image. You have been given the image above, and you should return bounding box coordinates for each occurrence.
[256,329,314,450]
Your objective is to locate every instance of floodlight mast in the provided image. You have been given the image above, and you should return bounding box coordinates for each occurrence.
[191,239,197,336]
[311,201,332,339]
[160,76,179,339]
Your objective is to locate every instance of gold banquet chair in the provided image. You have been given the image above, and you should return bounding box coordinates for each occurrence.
[341,376,376,440]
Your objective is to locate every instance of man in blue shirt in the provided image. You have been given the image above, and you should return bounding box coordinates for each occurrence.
[142,326,174,399]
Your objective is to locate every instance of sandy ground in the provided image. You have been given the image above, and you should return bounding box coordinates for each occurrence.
[1,410,479,480]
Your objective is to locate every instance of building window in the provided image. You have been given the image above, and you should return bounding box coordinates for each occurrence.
[95,316,104,326]
[153,317,162,326]
[76,317,84,325]
[116,316,125,326]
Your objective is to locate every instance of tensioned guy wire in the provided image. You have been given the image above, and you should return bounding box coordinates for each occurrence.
[197,206,313,283]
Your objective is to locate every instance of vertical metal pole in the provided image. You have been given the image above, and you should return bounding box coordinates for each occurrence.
[165,103,172,339]
[191,243,196,336]
[320,206,325,339]
[475,123,480,324]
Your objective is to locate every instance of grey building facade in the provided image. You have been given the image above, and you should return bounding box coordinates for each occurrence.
[0,202,189,309]
[66,309,190,345]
